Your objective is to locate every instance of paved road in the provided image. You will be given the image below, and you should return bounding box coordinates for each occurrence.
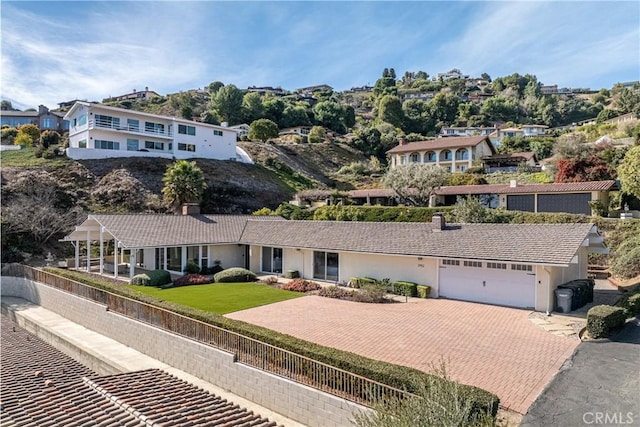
[522,317,640,427]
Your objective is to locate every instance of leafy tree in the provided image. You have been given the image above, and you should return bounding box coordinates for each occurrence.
[498,136,530,154]
[263,97,286,126]
[242,92,265,124]
[39,130,60,148]
[350,127,382,157]
[308,126,326,143]
[618,146,640,199]
[1,100,15,110]
[596,108,619,124]
[210,84,244,124]
[281,105,311,128]
[207,81,224,95]
[248,119,279,143]
[161,160,207,213]
[529,137,555,159]
[615,87,640,114]
[378,95,404,127]
[381,163,449,206]
[313,100,351,133]
[17,124,41,143]
[402,99,434,135]
[480,72,491,82]
[480,96,520,123]
[373,76,397,97]
[428,92,460,127]
[180,105,194,120]
[452,196,496,223]
[555,156,616,183]
[415,71,429,80]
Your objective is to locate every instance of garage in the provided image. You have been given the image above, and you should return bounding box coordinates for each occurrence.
[439,259,536,308]
[538,193,591,215]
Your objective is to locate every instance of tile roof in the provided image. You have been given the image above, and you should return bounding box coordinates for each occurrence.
[240,220,594,265]
[87,214,283,249]
[1,315,280,427]
[386,135,492,154]
[435,180,617,196]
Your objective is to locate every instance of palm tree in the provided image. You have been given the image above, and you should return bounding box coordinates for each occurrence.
[161,160,206,213]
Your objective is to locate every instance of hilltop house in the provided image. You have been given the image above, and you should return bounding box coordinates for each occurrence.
[1,105,67,132]
[64,208,606,312]
[387,135,496,172]
[103,87,160,103]
[64,102,242,161]
[439,126,498,138]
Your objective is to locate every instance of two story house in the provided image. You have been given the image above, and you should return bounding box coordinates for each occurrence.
[64,102,239,161]
[387,135,496,172]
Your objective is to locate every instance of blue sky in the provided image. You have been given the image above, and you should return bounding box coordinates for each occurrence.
[1,1,639,110]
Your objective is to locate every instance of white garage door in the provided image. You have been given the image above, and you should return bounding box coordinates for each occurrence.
[439,260,536,308]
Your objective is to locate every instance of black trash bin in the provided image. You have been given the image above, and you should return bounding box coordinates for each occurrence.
[555,288,573,313]
[558,282,586,310]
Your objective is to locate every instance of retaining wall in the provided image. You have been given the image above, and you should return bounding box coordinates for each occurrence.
[1,277,368,426]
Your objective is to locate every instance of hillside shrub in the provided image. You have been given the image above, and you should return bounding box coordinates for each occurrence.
[184,260,200,274]
[130,270,171,287]
[173,274,211,287]
[417,285,431,298]
[42,266,499,417]
[214,267,257,283]
[586,305,626,338]
[282,278,321,292]
[391,281,418,297]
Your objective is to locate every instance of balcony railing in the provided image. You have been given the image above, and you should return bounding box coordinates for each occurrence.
[89,119,173,138]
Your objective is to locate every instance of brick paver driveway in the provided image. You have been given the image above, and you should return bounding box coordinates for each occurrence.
[226,296,579,414]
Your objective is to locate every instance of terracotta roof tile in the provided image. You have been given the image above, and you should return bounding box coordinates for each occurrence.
[386,135,492,154]
[435,180,617,195]
[241,220,593,265]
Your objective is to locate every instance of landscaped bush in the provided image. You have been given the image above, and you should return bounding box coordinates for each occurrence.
[620,285,640,316]
[130,270,172,287]
[173,274,211,288]
[417,285,431,298]
[318,285,353,299]
[282,278,321,293]
[42,266,499,417]
[391,281,418,297]
[214,267,257,283]
[586,305,626,338]
[348,277,377,289]
[352,282,388,303]
[284,269,300,279]
[201,264,224,275]
[184,260,200,274]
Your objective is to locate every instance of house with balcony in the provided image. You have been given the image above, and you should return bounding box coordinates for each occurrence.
[439,126,498,138]
[64,102,240,161]
[387,135,496,172]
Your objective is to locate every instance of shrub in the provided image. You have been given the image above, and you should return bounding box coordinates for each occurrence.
[284,269,300,279]
[214,267,257,283]
[586,305,626,338]
[348,277,378,289]
[392,281,418,297]
[620,286,640,317]
[353,282,388,303]
[318,285,353,299]
[282,278,321,293]
[417,285,431,298]
[201,263,224,275]
[184,260,200,274]
[609,235,640,280]
[173,274,212,287]
[262,276,279,285]
[130,270,172,287]
[40,130,60,148]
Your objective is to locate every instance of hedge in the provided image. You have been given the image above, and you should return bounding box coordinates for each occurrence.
[348,277,378,289]
[41,267,499,416]
[620,285,640,317]
[392,281,418,297]
[417,285,431,298]
[214,267,257,283]
[130,270,171,287]
[284,269,300,279]
[586,305,626,338]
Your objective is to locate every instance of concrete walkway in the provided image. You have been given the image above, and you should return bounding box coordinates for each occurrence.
[1,296,303,427]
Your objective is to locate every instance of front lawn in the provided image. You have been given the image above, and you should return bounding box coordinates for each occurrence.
[127,282,304,315]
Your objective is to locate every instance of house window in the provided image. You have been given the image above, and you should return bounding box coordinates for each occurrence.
[201,245,208,270]
[145,121,165,135]
[442,259,460,266]
[95,114,120,129]
[78,139,87,148]
[155,248,166,270]
[440,150,452,161]
[455,150,469,160]
[94,140,120,150]
[213,129,223,136]
[167,247,182,272]
[178,124,196,136]
[145,141,164,150]
[73,118,77,127]
[409,153,420,163]
[127,119,140,131]
[187,246,199,268]
[178,143,196,152]
[313,251,338,281]
[126,138,139,151]
[78,114,87,126]
[511,264,533,272]
[487,262,507,270]
[427,151,436,162]
[261,247,283,274]
[463,260,482,268]
[42,118,54,128]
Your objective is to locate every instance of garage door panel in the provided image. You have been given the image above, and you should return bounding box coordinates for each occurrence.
[507,195,535,212]
[538,193,591,215]
[439,265,535,308]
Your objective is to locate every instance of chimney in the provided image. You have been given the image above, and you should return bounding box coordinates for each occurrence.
[221,121,229,127]
[133,88,136,93]
[432,213,445,232]
[510,179,517,188]
[398,138,406,146]
[145,86,149,91]
[182,203,200,216]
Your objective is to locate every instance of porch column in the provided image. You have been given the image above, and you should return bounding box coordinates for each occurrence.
[75,241,80,271]
[99,226,104,274]
[86,231,91,273]
[129,250,136,280]
[451,148,457,172]
[114,242,119,279]
[435,150,441,167]
[181,246,187,274]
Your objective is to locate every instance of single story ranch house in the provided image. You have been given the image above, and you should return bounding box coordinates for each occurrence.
[63,207,607,312]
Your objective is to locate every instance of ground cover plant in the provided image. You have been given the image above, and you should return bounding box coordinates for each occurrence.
[128,282,302,315]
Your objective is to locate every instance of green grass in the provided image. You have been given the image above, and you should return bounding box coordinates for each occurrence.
[127,282,304,315]
[0,146,70,167]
